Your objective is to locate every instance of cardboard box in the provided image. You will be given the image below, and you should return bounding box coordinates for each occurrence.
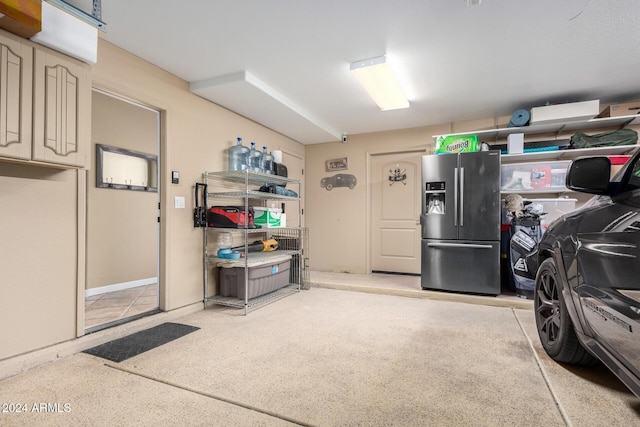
[597,102,640,118]
[530,100,599,125]
[0,0,41,38]
[253,207,282,228]
[435,134,479,154]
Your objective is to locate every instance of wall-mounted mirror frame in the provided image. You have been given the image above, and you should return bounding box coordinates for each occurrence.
[96,144,158,192]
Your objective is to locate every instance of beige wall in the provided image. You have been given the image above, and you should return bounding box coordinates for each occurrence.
[304,113,640,274]
[92,40,305,311]
[305,126,443,273]
[0,38,305,361]
[90,40,305,312]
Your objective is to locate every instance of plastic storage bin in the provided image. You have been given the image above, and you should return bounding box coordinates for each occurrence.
[220,256,291,299]
[501,160,571,192]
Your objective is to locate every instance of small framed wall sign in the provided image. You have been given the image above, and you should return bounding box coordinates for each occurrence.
[325,157,348,172]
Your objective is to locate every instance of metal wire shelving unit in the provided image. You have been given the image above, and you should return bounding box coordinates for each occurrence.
[202,170,308,315]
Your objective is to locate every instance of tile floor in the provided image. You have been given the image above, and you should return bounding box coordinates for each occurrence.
[85,284,159,331]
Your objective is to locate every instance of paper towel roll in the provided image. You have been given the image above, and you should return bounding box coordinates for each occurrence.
[272,150,283,163]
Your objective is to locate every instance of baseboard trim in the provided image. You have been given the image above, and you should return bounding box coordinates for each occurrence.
[85,277,158,297]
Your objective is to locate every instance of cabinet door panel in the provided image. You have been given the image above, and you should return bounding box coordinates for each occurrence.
[33,48,89,167]
[0,32,32,160]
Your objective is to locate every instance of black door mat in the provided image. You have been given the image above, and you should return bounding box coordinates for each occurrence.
[83,322,200,362]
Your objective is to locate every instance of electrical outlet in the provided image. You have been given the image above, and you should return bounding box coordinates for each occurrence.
[174,196,185,209]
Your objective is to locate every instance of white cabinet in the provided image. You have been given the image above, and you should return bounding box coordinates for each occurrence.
[0,29,90,168]
[201,170,308,314]
[32,46,90,168]
[0,30,32,161]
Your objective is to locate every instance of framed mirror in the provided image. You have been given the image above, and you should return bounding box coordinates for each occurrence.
[96,144,158,192]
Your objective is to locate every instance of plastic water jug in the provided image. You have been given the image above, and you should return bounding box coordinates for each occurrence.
[228,137,249,171]
[248,142,262,172]
[261,146,274,174]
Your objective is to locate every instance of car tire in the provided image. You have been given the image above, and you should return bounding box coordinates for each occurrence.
[326,184,333,191]
[348,183,355,189]
[534,258,595,365]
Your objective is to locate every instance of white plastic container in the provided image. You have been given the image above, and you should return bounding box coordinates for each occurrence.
[217,232,233,249]
[530,100,599,125]
[501,160,571,192]
[507,133,524,154]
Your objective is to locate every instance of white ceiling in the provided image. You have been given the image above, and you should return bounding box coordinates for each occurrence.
[68,0,640,144]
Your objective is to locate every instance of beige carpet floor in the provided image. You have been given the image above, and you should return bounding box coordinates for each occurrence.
[1,284,639,426]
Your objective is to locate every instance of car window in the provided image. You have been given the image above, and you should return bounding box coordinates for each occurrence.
[628,156,640,189]
[609,153,640,191]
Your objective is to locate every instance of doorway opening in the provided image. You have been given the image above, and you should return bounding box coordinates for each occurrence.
[85,89,161,332]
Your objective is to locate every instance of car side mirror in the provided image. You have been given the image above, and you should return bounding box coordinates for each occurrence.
[566,156,611,194]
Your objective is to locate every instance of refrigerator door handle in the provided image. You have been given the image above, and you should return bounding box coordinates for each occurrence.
[459,167,464,227]
[454,167,458,226]
[427,242,494,249]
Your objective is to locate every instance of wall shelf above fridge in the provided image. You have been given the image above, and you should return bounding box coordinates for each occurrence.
[432,114,640,144]
[501,144,639,163]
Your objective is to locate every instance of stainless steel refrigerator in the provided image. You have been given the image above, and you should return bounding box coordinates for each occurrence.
[420,150,501,295]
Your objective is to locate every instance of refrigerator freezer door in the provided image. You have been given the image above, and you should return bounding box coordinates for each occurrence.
[458,151,501,241]
[421,154,458,240]
[421,239,501,295]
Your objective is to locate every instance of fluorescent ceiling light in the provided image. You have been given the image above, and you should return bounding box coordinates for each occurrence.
[350,56,409,111]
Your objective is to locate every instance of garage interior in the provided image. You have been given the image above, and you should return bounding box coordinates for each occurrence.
[1,1,640,425]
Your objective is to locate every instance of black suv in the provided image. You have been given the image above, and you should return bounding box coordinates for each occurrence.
[534,152,640,398]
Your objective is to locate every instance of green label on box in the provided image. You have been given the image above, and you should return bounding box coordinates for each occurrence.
[435,134,479,154]
[254,208,282,227]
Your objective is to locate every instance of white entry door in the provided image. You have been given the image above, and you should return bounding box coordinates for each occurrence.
[371,151,423,274]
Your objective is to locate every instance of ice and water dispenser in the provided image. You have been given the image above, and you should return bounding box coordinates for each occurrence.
[425,181,445,215]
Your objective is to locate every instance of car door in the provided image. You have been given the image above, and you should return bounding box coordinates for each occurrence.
[575,156,640,377]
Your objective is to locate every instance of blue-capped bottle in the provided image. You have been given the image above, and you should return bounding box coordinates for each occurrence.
[228,137,249,171]
[248,142,263,173]
[261,146,274,174]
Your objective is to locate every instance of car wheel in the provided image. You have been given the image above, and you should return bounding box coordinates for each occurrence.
[534,258,595,365]
[326,184,333,191]
[348,183,355,189]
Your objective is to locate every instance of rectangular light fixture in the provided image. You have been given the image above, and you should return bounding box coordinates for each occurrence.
[350,56,409,111]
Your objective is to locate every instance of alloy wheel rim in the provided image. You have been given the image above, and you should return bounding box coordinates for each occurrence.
[536,269,561,347]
